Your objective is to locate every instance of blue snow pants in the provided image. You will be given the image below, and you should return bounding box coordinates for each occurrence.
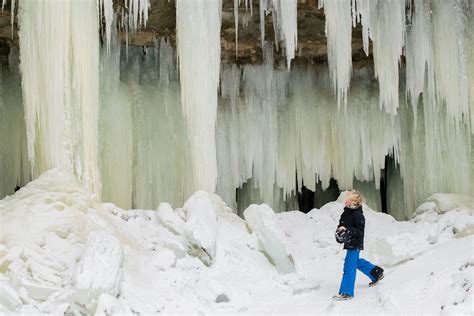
[338,249,376,297]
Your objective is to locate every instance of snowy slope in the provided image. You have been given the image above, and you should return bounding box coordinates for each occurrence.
[0,170,473,314]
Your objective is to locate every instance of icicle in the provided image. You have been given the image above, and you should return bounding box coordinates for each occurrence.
[100,0,114,53]
[354,0,372,57]
[431,0,470,123]
[405,0,433,121]
[319,0,352,108]
[127,0,150,31]
[259,0,267,50]
[234,0,240,56]
[176,0,222,193]
[10,0,15,38]
[367,0,406,115]
[272,0,298,69]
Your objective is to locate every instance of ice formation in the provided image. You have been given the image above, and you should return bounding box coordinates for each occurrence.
[0,49,30,198]
[18,0,102,197]
[99,0,114,53]
[367,0,406,115]
[176,0,222,193]
[319,0,352,108]
[243,204,295,273]
[0,0,470,219]
[258,0,298,68]
[218,62,401,212]
[99,35,192,209]
[74,231,123,310]
[183,191,218,265]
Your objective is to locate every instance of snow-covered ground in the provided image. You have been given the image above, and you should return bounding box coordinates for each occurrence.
[1,170,473,315]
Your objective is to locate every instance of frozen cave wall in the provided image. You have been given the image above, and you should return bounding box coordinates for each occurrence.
[0,0,473,220]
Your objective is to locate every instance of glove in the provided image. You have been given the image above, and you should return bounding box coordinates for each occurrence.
[335,229,350,244]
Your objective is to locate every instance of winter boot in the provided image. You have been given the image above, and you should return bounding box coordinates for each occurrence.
[332,294,353,301]
[369,266,384,286]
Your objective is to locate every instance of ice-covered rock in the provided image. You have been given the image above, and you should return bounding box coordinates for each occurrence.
[416,194,474,215]
[183,191,218,266]
[74,231,123,311]
[415,201,438,216]
[243,204,295,273]
[156,202,185,235]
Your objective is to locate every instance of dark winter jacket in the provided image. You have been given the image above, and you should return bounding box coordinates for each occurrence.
[337,206,365,250]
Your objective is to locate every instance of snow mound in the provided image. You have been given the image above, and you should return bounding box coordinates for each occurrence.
[366,233,430,266]
[243,204,296,274]
[183,191,218,266]
[74,231,123,311]
[416,193,474,215]
[1,169,474,314]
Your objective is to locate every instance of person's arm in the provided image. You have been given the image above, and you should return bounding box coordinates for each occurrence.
[347,212,365,237]
[337,214,346,231]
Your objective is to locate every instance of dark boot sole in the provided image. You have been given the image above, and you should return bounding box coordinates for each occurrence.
[369,274,384,287]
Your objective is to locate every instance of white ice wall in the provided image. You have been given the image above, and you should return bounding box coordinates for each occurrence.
[18,0,101,197]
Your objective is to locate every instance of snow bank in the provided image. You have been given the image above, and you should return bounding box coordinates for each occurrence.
[74,231,123,311]
[1,169,474,314]
[243,204,296,273]
[183,191,218,266]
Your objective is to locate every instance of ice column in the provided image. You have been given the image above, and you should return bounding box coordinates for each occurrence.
[18,0,102,197]
[319,0,352,108]
[176,0,222,193]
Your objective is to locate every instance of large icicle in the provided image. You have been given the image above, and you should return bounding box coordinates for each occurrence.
[234,0,240,56]
[319,0,352,108]
[176,0,222,193]
[100,0,115,53]
[258,0,297,68]
[18,0,102,197]
[356,0,406,115]
[405,0,433,118]
[273,0,298,69]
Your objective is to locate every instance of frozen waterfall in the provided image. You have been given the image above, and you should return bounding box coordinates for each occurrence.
[0,0,472,220]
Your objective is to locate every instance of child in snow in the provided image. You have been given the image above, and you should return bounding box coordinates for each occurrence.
[333,190,384,301]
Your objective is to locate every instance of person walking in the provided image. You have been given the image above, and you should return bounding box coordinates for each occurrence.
[333,190,384,301]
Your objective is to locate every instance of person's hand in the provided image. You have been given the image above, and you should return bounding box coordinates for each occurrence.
[337,226,346,232]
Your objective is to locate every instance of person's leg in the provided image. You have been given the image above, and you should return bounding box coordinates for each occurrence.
[357,257,376,281]
[338,250,359,297]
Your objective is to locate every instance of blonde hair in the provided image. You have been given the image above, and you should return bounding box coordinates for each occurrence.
[345,190,365,208]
